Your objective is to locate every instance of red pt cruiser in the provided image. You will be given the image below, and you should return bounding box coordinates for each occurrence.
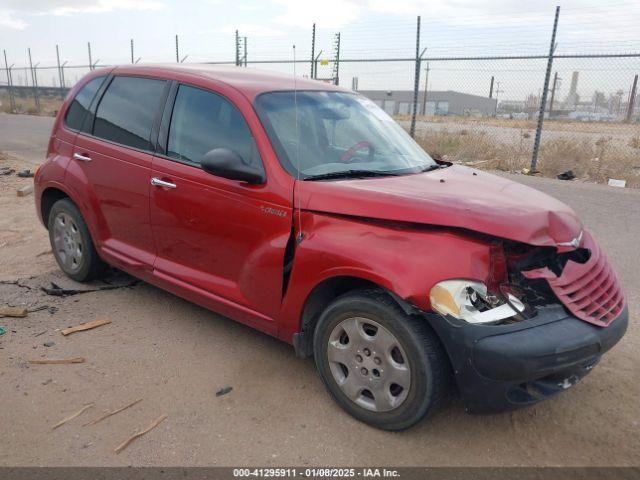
[35,65,628,430]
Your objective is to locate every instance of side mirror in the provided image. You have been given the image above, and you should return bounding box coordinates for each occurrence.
[200,148,265,185]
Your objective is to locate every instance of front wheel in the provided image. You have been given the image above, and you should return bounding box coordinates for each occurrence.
[313,289,450,430]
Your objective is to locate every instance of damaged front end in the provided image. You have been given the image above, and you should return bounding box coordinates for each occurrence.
[426,229,628,413]
[430,229,625,328]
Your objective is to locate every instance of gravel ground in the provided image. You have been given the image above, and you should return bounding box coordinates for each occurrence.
[0,114,638,467]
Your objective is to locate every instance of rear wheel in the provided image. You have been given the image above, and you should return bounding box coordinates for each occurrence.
[48,198,106,282]
[313,289,450,430]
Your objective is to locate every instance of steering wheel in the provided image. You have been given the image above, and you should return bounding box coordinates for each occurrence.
[340,140,375,163]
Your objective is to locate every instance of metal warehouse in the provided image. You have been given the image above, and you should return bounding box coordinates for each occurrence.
[358,90,498,117]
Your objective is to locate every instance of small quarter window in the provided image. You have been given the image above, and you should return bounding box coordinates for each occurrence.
[64,76,106,131]
[167,84,263,171]
[93,76,167,151]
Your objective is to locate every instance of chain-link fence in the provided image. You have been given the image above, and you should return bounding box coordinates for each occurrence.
[2,7,639,186]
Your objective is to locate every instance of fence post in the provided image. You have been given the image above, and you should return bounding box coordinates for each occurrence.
[3,50,16,113]
[530,6,560,173]
[244,36,247,66]
[333,33,341,85]
[313,49,322,80]
[409,15,421,138]
[235,30,240,66]
[489,76,494,98]
[310,23,316,78]
[130,39,134,64]
[88,42,93,70]
[28,48,41,113]
[175,35,179,63]
[626,74,638,123]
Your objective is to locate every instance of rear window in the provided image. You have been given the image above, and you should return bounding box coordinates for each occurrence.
[64,76,106,131]
[93,76,166,151]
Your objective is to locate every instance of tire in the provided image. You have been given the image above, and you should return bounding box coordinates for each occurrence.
[313,289,450,430]
[48,198,106,282]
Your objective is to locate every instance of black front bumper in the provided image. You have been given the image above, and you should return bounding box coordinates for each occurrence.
[427,304,628,413]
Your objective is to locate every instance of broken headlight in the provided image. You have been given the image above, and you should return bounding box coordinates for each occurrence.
[429,279,527,325]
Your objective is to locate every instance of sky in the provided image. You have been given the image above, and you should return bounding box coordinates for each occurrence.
[1,0,639,101]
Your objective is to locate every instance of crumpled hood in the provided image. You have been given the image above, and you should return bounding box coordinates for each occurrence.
[296,165,582,247]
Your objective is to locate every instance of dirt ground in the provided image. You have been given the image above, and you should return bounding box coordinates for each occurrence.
[0,126,639,467]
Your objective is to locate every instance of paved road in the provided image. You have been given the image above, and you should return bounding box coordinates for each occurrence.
[0,114,638,467]
[0,113,53,165]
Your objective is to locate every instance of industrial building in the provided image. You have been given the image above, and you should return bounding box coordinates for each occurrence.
[358,90,498,117]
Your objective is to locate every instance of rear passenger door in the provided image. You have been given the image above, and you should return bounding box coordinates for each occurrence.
[149,83,291,327]
[71,75,168,272]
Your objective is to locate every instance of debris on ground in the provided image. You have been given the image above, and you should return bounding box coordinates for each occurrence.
[16,184,34,197]
[0,167,15,176]
[36,250,52,257]
[41,281,137,297]
[557,170,576,181]
[51,403,95,431]
[17,169,34,178]
[216,386,233,397]
[84,398,144,427]
[43,341,55,347]
[0,306,28,317]
[114,414,167,454]
[608,178,626,188]
[29,357,85,365]
[34,330,48,337]
[61,319,111,336]
[0,327,6,337]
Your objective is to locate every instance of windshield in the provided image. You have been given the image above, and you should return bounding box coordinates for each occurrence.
[254,91,436,179]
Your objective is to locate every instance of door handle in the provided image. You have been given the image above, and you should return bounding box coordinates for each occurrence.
[151,177,177,189]
[73,152,92,162]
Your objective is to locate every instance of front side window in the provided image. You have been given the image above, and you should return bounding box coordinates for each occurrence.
[93,76,166,151]
[167,84,262,171]
[255,91,436,179]
[64,76,106,131]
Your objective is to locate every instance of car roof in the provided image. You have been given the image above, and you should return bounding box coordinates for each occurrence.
[110,63,350,100]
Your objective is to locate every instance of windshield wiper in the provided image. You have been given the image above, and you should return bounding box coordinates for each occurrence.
[303,170,399,181]
[419,163,446,172]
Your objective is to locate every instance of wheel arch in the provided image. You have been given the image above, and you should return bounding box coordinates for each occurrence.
[40,187,71,229]
[293,275,419,357]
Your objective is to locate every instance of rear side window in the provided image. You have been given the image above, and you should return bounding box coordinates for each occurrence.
[64,76,106,131]
[167,84,262,170]
[93,76,166,151]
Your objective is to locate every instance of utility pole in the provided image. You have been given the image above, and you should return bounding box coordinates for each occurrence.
[549,71,559,117]
[494,81,503,116]
[56,45,64,99]
[3,50,16,113]
[310,23,316,79]
[421,62,430,116]
[627,74,638,123]
[87,42,93,70]
[531,6,560,172]
[175,35,179,63]
[130,39,134,64]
